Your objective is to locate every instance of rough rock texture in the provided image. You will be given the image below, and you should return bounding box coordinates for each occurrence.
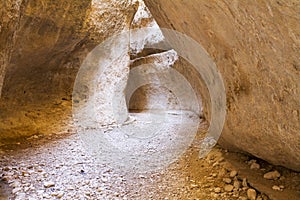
[73,31,132,127]
[0,0,23,98]
[129,84,179,111]
[130,0,163,55]
[128,3,205,117]
[144,0,300,171]
[128,50,203,116]
[0,0,137,141]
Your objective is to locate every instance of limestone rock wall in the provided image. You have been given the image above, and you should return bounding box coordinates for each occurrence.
[0,0,23,98]
[144,0,300,171]
[0,0,137,141]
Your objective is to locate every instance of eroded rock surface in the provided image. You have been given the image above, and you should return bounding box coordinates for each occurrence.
[0,0,137,140]
[144,0,300,171]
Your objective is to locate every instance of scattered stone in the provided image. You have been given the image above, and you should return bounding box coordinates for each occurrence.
[263,170,281,180]
[256,196,263,200]
[233,180,241,189]
[224,184,234,192]
[250,162,260,170]
[190,184,199,189]
[212,162,219,167]
[242,178,248,187]
[37,168,43,172]
[15,192,26,200]
[272,185,282,191]
[10,181,20,188]
[33,135,39,139]
[279,185,285,189]
[211,193,219,198]
[12,187,22,194]
[223,177,232,184]
[42,193,51,198]
[248,159,257,165]
[67,186,75,190]
[229,170,238,178]
[3,166,10,171]
[51,192,58,196]
[101,177,108,182]
[214,187,221,193]
[218,168,227,177]
[139,175,146,179]
[247,188,257,200]
[43,181,55,188]
[279,176,286,181]
[57,192,64,198]
[24,186,30,192]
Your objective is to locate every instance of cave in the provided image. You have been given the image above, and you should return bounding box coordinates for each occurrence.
[0,0,299,199]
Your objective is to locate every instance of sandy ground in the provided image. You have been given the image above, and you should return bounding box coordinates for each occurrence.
[0,111,299,200]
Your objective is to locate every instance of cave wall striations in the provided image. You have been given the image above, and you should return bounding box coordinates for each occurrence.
[0,0,137,141]
[144,0,300,171]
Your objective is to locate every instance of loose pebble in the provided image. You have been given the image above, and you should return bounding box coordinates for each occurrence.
[224,184,234,192]
[263,170,281,180]
[214,187,221,193]
[190,184,199,189]
[233,180,241,189]
[250,162,260,170]
[248,159,257,165]
[272,185,282,191]
[43,181,55,188]
[12,187,22,194]
[223,177,232,184]
[247,188,257,200]
[242,178,248,187]
[230,170,238,178]
[57,192,64,198]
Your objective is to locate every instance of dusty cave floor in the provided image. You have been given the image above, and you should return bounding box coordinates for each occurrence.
[0,112,299,200]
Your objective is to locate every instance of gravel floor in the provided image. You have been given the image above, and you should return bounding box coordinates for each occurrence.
[0,111,299,200]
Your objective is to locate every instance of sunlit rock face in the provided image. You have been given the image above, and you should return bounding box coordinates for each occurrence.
[0,0,137,141]
[144,0,300,171]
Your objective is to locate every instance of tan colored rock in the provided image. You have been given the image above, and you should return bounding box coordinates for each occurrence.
[272,185,282,191]
[214,187,221,193]
[247,188,257,200]
[242,178,248,188]
[224,184,234,192]
[223,177,232,184]
[144,0,300,171]
[250,163,260,170]
[263,170,281,180]
[43,181,55,188]
[0,0,137,140]
[229,170,238,178]
[233,180,241,189]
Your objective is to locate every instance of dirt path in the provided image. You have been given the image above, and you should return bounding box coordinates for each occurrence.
[0,112,299,200]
